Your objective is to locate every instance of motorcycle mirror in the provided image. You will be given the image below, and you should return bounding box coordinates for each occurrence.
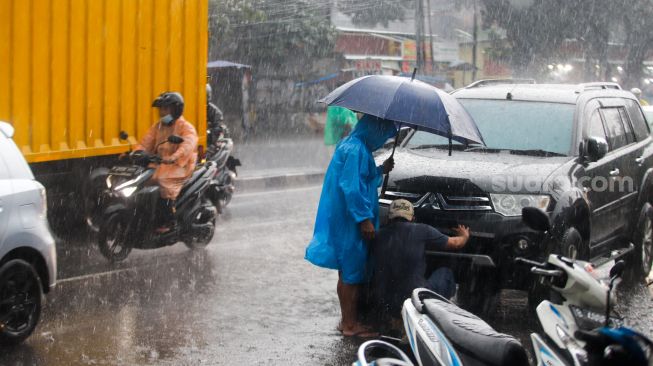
[119,131,129,140]
[167,135,184,144]
[609,260,626,279]
[522,207,551,232]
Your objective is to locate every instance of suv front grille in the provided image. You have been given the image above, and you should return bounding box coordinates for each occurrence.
[381,191,492,212]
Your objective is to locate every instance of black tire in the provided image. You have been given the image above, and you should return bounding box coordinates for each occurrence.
[97,213,132,262]
[456,272,500,316]
[527,227,585,309]
[184,199,217,250]
[0,260,43,346]
[627,206,653,282]
[220,173,234,208]
[560,227,586,260]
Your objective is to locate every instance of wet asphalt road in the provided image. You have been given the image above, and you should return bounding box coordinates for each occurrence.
[2,184,653,365]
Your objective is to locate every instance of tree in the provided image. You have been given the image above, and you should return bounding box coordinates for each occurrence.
[622,0,653,87]
[337,0,414,28]
[209,0,337,77]
[481,0,579,76]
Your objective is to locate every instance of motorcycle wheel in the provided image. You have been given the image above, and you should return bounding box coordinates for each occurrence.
[0,260,42,346]
[220,172,235,207]
[184,199,217,250]
[97,213,132,262]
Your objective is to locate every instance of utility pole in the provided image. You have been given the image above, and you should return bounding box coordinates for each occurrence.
[426,0,435,75]
[472,0,478,81]
[415,0,425,71]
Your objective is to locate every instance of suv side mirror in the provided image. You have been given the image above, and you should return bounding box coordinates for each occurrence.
[167,135,184,144]
[119,131,129,141]
[522,207,551,232]
[586,136,608,162]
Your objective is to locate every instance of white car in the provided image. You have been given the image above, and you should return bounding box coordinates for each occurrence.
[0,121,56,345]
[642,105,653,131]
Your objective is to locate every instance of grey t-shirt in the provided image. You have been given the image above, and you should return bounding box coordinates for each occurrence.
[370,221,448,315]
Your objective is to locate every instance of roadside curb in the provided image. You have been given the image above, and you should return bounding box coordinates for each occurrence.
[235,171,325,192]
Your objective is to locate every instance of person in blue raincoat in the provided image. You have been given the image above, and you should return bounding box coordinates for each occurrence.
[305,114,396,337]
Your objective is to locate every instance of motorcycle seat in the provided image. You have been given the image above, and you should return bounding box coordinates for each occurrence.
[423,298,528,366]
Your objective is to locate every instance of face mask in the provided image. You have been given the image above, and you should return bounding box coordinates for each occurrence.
[160,114,174,125]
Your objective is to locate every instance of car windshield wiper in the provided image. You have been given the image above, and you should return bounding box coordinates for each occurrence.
[409,144,464,150]
[464,145,500,153]
[509,149,566,157]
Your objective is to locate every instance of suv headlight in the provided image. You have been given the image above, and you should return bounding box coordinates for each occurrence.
[490,194,550,216]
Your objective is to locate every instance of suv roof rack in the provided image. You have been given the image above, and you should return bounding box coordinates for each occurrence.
[577,82,622,91]
[465,78,536,88]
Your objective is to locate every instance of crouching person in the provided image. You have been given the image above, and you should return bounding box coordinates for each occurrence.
[370,199,469,322]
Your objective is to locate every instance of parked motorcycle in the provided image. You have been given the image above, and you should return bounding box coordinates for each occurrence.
[86,133,218,262]
[354,207,653,366]
[205,124,240,212]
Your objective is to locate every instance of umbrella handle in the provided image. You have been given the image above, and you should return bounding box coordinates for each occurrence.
[380,125,402,197]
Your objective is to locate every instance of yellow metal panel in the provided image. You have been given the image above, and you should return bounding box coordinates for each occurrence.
[86,0,104,148]
[32,0,52,153]
[11,0,31,152]
[152,0,169,96]
[197,0,208,133]
[0,0,12,122]
[104,0,120,144]
[120,0,137,138]
[136,0,154,139]
[169,0,184,92]
[69,0,87,150]
[7,0,207,162]
[51,0,70,151]
[182,0,198,126]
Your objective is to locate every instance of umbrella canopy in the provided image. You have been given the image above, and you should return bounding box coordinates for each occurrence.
[320,75,484,146]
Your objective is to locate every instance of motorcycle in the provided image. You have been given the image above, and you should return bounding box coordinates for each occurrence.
[87,132,218,262]
[354,207,653,366]
[205,123,240,212]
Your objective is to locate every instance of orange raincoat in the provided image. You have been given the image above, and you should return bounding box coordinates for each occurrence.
[136,116,198,200]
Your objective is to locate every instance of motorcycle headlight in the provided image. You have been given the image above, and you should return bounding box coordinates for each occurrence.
[120,186,137,197]
[490,194,550,216]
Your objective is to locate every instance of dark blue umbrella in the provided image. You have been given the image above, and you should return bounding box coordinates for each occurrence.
[320,74,484,146]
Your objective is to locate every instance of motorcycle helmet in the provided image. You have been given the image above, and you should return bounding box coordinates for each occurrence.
[152,91,184,121]
[206,83,213,102]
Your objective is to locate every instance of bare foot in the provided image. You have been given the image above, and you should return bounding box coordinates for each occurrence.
[341,323,379,338]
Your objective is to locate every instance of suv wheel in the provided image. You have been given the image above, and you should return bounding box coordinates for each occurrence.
[560,227,586,260]
[627,204,653,282]
[456,271,500,316]
[0,259,43,345]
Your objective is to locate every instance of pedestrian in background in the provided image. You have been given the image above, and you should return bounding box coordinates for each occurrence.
[305,115,396,338]
[324,106,358,156]
[631,87,649,106]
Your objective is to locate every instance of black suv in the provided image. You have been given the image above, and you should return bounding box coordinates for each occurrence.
[379,82,653,314]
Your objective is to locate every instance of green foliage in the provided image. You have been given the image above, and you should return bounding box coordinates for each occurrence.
[337,0,414,28]
[210,0,337,75]
[481,0,652,80]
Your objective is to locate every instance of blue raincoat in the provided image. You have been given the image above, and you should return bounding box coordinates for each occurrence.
[305,115,397,284]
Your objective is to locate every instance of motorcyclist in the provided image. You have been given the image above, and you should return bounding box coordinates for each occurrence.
[135,91,199,233]
[206,83,226,145]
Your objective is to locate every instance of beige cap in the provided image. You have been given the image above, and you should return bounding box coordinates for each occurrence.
[388,199,414,221]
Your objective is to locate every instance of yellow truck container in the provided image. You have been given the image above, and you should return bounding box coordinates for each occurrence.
[0,0,208,163]
[0,0,209,231]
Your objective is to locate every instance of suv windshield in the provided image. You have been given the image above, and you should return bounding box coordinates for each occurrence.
[406,99,575,156]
